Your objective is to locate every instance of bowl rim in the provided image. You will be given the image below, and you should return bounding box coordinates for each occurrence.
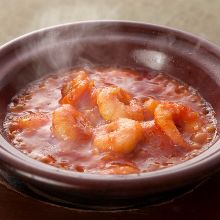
[0,20,220,185]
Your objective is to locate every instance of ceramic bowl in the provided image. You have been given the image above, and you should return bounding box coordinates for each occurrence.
[0,21,220,210]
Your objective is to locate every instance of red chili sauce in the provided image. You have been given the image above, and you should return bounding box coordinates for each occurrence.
[3,68,217,174]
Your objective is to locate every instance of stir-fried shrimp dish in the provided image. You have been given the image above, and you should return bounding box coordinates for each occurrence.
[3,68,218,174]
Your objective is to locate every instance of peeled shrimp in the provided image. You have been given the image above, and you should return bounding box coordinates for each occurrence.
[154,102,202,149]
[10,112,49,131]
[59,71,94,105]
[143,97,160,119]
[52,104,92,142]
[96,86,144,121]
[93,118,143,154]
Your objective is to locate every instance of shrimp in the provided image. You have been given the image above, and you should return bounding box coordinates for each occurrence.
[143,97,160,119]
[9,112,49,131]
[52,104,92,142]
[59,71,94,105]
[96,86,144,121]
[154,102,202,149]
[93,118,143,154]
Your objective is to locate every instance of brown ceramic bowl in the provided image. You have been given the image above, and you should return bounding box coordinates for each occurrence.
[0,21,220,210]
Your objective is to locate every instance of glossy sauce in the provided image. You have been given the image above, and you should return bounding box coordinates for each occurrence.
[3,68,218,174]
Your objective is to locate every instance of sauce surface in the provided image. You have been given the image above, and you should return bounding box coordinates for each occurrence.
[3,68,217,174]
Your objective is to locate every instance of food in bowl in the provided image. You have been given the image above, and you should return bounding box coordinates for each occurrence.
[3,67,217,175]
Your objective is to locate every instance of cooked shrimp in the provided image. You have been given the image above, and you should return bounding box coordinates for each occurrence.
[93,118,143,154]
[59,71,94,105]
[52,104,92,142]
[154,102,202,149]
[9,112,49,131]
[143,97,160,119]
[96,86,144,121]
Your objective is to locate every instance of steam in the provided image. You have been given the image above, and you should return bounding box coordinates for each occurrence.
[13,0,127,80]
[17,23,109,79]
